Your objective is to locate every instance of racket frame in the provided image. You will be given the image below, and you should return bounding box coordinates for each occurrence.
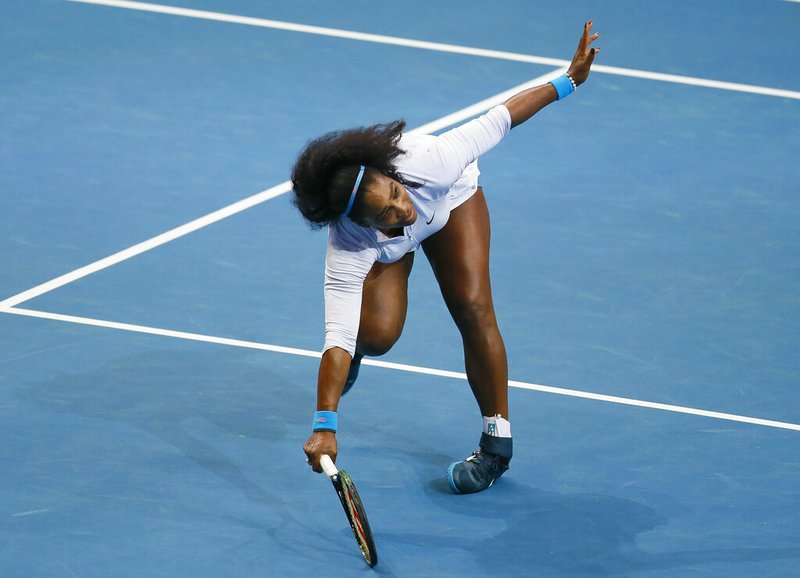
[320,454,378,567]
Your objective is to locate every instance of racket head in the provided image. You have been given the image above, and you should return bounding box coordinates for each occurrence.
[332,469,378,567]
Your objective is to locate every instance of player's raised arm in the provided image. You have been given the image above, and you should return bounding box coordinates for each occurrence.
[504,21,600,128]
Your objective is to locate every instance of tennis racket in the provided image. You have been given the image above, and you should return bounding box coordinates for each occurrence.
[320,454,378,567]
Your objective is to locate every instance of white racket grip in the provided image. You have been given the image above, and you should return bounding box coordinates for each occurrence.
[320,454,339,478]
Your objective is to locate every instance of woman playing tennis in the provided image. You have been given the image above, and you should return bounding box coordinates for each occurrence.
[297,23,600,493]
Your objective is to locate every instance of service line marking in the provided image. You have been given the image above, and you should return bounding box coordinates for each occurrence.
[0,182,291,308]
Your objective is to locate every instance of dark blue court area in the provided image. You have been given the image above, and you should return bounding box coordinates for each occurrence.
[2,1,799,576]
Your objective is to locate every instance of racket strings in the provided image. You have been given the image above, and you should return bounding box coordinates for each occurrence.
[343,483,369,549]
[338,472,376,565]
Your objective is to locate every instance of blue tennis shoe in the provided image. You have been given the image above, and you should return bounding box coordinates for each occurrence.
[447,433,512,494]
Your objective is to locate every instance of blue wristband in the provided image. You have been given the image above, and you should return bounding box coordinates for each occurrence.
[312,410,338,432]
[549,73,576,100]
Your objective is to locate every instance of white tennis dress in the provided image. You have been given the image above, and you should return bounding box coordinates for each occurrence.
[323,104,512,357]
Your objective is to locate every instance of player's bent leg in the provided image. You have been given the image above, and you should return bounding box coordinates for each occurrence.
[357,252,414,356]
[343,252,414,395]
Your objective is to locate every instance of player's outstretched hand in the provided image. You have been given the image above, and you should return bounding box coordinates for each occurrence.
[567,20,600,86]
[304,431,337,473]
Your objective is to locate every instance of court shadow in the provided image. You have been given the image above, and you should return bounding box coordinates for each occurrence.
[371,435,800,575]
[391,476,800,575]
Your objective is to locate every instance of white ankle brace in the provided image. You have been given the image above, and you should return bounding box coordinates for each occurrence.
[483,414,512,438]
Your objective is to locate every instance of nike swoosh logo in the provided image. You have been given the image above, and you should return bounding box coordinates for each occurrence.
[426,211,436,225]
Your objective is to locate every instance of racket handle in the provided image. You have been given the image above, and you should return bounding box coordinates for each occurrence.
[320,454,339,478]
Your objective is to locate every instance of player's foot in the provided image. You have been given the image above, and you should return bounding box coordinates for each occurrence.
[447,433,512,494]
[342,353,364,396]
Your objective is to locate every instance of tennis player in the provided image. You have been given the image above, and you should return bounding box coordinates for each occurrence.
[297,22,600,493]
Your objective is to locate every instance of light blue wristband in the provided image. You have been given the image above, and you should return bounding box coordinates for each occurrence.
[312,410,338,432]
[549,73,576,100]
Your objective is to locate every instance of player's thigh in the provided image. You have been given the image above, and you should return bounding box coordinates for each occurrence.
[422,188,495,322]
[358,251,414,353]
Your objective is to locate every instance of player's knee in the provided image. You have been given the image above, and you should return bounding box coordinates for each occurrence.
[357,335,398,357]
[357,322,402,357]
[449,292,496,333]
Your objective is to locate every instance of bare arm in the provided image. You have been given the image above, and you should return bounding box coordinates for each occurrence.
[315,346,351,410]
[504,84,559,129]
[303,346,351,472]
[505,21,600,128]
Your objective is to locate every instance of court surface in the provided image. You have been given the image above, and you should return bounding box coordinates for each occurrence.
[2,1,799,576]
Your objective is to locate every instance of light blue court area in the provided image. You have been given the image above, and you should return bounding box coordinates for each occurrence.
[2,0,799,576]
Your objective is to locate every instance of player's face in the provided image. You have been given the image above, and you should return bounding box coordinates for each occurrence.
[357,173,417,230]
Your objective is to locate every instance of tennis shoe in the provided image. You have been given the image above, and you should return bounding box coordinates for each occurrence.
[447,433,512,494]
[342,353,364,396]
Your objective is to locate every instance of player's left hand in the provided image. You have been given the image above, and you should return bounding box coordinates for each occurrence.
[567,20,600,86]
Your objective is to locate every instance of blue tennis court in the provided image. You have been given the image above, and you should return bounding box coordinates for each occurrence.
[2,1,799,576]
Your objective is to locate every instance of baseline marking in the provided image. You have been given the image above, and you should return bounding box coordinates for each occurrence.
[67,0,800,100]
[0,70,561,308]
[2,306,799,433]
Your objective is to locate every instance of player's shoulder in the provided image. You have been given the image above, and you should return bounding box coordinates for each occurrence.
[396,133,443,182]
[398,132,436,156]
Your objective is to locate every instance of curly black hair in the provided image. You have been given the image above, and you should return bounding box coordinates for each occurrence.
[291,120,419,229]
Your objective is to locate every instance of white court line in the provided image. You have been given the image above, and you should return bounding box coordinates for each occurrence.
[0,70,562,309]
[0,182,290,308]
[67,0,800,100]
[3,305,799,433]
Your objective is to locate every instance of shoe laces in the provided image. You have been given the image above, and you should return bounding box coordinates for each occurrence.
[465,448,503,472]
[465,450,481,463]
